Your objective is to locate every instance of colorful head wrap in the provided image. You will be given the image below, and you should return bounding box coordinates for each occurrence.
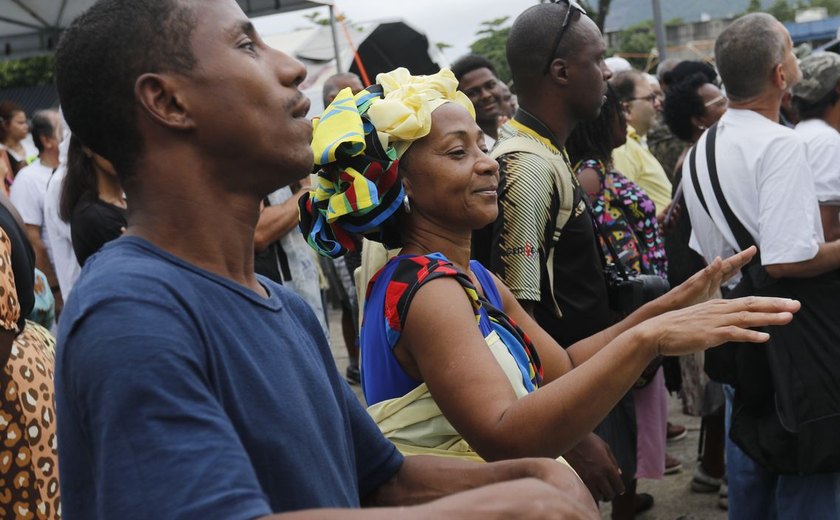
[299,67,475,258]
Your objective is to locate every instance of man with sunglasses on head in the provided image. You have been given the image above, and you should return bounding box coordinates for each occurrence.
[610,70,673,222]
[473,2,654,517]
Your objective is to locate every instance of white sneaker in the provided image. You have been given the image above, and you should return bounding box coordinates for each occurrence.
[690,465,722,493]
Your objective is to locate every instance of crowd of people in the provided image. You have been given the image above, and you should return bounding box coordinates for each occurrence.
[0,0,838,518]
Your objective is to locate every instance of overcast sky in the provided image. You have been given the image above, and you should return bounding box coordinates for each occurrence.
[251,0,540,64]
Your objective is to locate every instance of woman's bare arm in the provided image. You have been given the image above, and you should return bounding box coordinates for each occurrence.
[398,273,796,461]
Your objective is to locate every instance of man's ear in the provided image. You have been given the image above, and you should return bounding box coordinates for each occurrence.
[549,58,571,87]
[772,62,787,91]
[134,73,195,131]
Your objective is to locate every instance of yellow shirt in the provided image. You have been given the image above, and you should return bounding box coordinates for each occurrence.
[612,125,673,214]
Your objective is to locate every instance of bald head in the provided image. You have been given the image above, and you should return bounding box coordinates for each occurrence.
[656,58,679,80]
[507,2,596,97]
[715,13,788,102]
[322,72,364,106]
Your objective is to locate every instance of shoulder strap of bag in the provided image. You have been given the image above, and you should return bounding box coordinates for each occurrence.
[491,136,575,318]
[703,124,757,253]
[688,143,710,217]
[690,124,764,278]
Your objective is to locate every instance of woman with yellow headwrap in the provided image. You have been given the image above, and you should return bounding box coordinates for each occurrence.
[299,68,798,498]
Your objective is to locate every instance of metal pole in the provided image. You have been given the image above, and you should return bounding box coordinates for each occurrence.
[329,4,342,72]
[652,0,667,61]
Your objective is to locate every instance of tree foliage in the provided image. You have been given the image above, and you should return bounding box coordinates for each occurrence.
[578,0,613,31]
[809,0,840,15]
[742,0,840,21]
[0,55,55,90]
[468,17,512,85]
[767,0,796,20]
[746,0,763,12]
[611,20,656,70]
[303,11,331,26]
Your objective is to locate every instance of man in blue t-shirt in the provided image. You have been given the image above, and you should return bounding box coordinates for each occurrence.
[52,1,596,518]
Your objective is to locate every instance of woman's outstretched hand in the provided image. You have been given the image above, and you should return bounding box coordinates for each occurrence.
[640,295,800,357]
[667,246,758,309]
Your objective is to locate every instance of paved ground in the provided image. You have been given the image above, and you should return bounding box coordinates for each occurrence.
[325,307,727,520]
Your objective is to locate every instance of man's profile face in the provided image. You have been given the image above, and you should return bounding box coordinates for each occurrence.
[565,16,612,122]
[459,67,503,125]
[176,0,314,188]
[778,24,802,89]
[625,77,660,133]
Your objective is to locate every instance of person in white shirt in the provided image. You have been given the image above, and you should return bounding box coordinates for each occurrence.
[9,110,64,308]
[791,52,840,242]
[683,13,840,519]
[43,111,82,301]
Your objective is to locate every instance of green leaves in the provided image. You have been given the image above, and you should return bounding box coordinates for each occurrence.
[0,55,55,89]
[469,18,512,85]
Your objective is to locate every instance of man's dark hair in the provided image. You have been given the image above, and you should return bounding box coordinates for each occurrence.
[30,111,55,154]
[715,13,785,102]
[507,3,584,97]
[794,88,840,121]
[55,0,198,184]
[322,72,362,106]
[610,70,643,102]
[663,73,710,142]
[661,61,717,91]
[567,84,625,166]
[451,54,497,82]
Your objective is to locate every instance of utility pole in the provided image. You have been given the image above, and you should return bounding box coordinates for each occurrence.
[652,0,667,61]
[328,4,342,72]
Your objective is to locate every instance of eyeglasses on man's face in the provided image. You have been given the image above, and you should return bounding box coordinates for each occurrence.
[542,0,588,74]
[629,92,661,104]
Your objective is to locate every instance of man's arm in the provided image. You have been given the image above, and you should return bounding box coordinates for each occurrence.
[756,138,832,279]
[254,190,306,252]
[262,477,597,519]
[363,456,593,510]
[819,204,840,243]
[491,154,553,306]
[764,239,840,279]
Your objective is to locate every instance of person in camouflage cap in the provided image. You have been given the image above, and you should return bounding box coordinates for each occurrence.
[792,52,840,106]
[792,51,840,241]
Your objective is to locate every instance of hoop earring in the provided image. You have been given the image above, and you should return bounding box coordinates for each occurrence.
[403,195,411,214]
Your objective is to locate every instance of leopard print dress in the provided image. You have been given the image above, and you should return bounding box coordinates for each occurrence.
[0,227,60,519]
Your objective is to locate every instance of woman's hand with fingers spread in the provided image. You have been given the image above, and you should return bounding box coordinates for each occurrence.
[665,246,758,309]
[637,295,800,357]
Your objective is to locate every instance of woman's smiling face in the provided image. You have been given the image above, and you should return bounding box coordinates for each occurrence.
[400,103,500,232]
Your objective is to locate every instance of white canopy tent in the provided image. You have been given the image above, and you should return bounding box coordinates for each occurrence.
[0,0,336,60]
[264,19,446,117]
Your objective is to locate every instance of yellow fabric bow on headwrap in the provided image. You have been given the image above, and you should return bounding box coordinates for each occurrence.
[368,67,475,158]
[300,67,476,258]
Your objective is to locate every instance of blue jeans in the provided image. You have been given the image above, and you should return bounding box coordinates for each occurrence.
[724,385,840,519]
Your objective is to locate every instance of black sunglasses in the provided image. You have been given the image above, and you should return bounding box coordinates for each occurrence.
[543,0,587,74]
